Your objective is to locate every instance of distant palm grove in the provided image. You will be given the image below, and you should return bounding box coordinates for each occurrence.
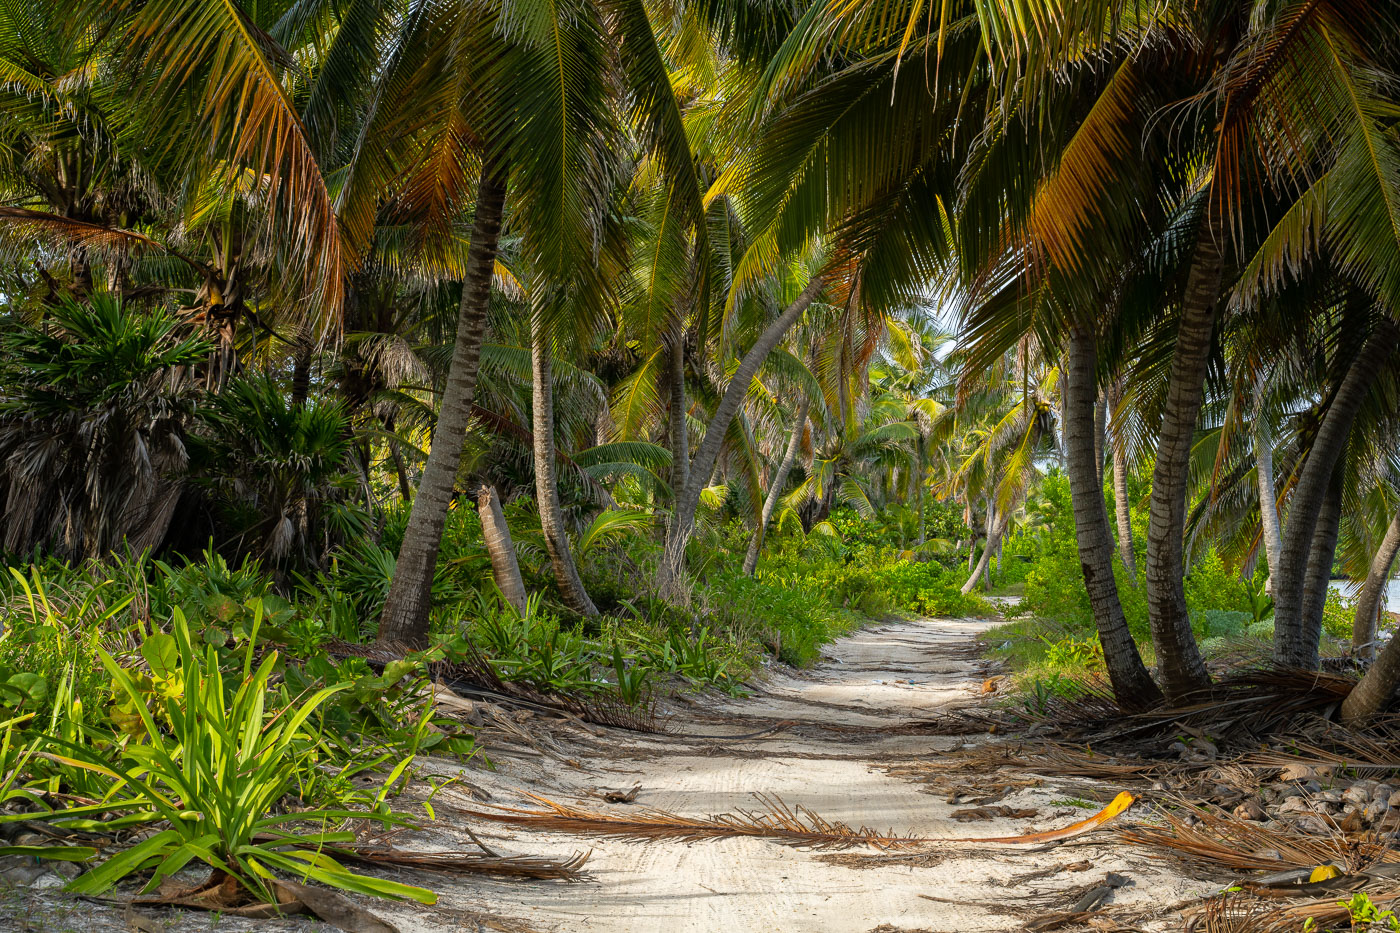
[5,0,1400,747]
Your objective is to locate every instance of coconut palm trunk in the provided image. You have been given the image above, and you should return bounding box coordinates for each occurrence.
[531,312,598,617]
[1144,222,1219,703]
[1065,332,1163,709]
[743,398,808,575]
[1274,323,1396,667]
[1107,380,1136,578]
[478,483,527,615]
[963,503,1005,595]
[1298,468,1343,655]
[1353,512,1400,658]
[378,162,507,648]
[660,275,825,594]
[1254,398,1283,595]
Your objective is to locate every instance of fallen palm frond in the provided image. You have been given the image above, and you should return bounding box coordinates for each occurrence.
[1187,887,1400,933]
[1121,801,1400,874]
[462,792,925,850]
[327,844,589,881]
[464,791,1137,851]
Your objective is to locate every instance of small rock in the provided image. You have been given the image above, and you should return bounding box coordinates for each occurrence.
[1194,739,1219,760]
[31,872,63,890]
[1375,784,1395,803]
[1280,764,1318,782]
[1343,785,1371,808]
[1277,797,1314,815]
[1212,784,1234,799]
[1315,790,1343,805]
[51,860,81,880]
[1291,813,1333,834]
[1365,797,1391,823]
[1234,799,1267,821]
[1168,741,1189,759]
[12,833,42,847]
[1304,780,1323,795]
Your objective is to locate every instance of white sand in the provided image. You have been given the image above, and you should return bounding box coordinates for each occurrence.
[375,616,1213,933]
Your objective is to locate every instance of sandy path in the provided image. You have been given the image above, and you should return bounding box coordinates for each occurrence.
[385,616,1210,933]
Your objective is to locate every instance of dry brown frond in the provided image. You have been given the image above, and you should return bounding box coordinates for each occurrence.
[464,792,926,850]
[1121,801,1398,874]
[329,845,589,881]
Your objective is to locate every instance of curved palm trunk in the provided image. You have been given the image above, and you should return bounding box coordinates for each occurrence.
[660,275,825,594]
[1298,468,1343,655]
[963,504,1005,595]
[1144,223,1218,703]
[531,313,598,617]
[916,443,927,546]
[1065,332,1163,710]
[378,162,507,648]
[1107,381,1137,578]
[478,483,527,615]
[744,398,808,575]
[1353,512,1400,658]
[1274,323,1396,667]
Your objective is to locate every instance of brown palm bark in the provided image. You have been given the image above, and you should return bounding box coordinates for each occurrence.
[378,160,507,648]
[660,275,825,593]
[1065,332,1163,710]
[1353,512,1400,659]
[744,398,808,575]
[1107,380,1137,578]
[531,312,598,617]
[1298,466,1343,657]
[478,483,527,615]
[1144,224,1219,702]
[1274,323,1396,667]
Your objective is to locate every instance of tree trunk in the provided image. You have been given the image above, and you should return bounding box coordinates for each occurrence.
[290,336,312,408]
[1298,465,1343,658]
[390,439,413,501]
[377,161,507,648]
[916,443,927,546]
[1274,322,1396,667]
[962,507,1006,595]
[660,275,825,594]
[667,320,689,496]
[1093,389,1106,489]
[744,398,808,575]
[1354,512,1400,658]
[531,312,599,617]
[1065,332,1164,710]
[1107,380,1137,578]
[1144,221,1219,703]
[1254,397,1283,596]
[478,483,527,615]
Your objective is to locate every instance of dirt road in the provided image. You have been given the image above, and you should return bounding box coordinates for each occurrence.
[386,616,1209,933]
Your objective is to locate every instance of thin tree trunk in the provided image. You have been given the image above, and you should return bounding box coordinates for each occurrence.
[1274,323,1396,667]
[1354,512,1400,658]
[1107,380,1137,578]
[1065,332,1163,709]
[744,398,808,575]
[1093,389,1106,489]
[916,443,927,546]
[667,321,689,496]
[1298,465,1343,657]
[390,440,413,501]
[1254,398,1283,596]
[478,483,527,615]
[1144,222,1219,702]
[378,161,507,648]
[963,507,1006,595]
[660,275,825,594]
[531,312,598,617]
[290,337,312,408]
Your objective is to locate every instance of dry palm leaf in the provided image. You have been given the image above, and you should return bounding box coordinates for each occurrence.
[328,844,589,881]
[463,792,925,850]
[465,791,1137,850]
[1121,802,1400,874]
[135,874,397,933]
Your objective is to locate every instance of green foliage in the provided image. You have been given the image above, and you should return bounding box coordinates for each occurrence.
[1321,588,1356,641]
[12,608,435,905]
